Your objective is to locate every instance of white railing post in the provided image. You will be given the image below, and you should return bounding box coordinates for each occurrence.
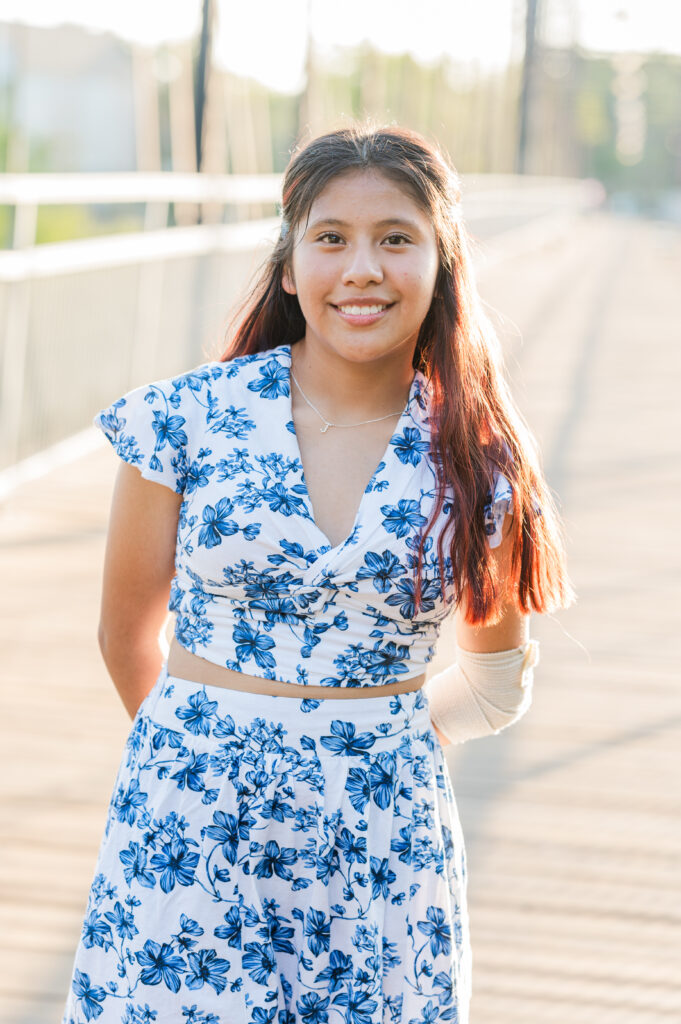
[129,201,172,386]
[0,201,38,465]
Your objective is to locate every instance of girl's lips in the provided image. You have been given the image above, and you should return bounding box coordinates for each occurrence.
[332,303,394,325]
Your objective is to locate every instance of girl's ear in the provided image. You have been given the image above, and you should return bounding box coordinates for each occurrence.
[281,266,296,295]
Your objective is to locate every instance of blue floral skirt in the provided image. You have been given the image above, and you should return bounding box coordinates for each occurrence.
[62,666,471,1024]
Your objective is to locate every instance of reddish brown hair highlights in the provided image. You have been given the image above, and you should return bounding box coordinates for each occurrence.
[221,124,574,624]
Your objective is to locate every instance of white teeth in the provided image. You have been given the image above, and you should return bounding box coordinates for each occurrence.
[338,304,387,316]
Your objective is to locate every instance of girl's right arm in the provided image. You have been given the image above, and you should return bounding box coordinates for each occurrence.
[97,461,183,719]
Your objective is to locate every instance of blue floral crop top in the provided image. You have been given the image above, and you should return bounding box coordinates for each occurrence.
[94,343,513,688]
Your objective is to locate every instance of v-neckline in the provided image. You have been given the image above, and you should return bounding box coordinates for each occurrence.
[282,344,419,556]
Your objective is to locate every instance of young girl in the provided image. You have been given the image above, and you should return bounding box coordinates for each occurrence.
[62,124,572,1024]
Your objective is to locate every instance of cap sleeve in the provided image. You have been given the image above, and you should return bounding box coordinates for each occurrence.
[484,467,514,549]
[93,376,192,493]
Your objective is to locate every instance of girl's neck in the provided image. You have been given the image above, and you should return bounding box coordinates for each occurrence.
[290,339,415,421]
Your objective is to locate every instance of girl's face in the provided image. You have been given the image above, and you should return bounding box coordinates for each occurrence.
[282,169,440,368]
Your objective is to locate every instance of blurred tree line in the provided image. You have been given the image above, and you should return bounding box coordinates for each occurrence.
[1,32,680,247]
[278,45,681,204]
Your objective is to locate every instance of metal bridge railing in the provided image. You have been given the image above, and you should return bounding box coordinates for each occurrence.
[0,173,284,478]
[0,172,603,489]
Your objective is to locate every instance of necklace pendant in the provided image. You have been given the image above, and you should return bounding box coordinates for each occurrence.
[320,423,330,433]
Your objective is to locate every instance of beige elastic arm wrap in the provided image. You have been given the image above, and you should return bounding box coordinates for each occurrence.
[424,640,540,745]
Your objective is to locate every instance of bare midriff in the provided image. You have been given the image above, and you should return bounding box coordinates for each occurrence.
[167,635,425,699]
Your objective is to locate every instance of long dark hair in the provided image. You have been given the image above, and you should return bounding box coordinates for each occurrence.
[221,123,574,625]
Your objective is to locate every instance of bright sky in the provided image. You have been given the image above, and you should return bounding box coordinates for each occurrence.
[2,0,679,92]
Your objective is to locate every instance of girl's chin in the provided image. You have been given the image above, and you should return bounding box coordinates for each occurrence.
[305,335,417,365]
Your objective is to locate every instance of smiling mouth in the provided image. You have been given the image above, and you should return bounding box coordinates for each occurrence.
[333,303,394,317]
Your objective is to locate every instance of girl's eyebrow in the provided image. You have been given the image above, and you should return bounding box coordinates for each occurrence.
[307,216,421,231]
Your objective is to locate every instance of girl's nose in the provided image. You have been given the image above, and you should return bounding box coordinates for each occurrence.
[340,245,384,287]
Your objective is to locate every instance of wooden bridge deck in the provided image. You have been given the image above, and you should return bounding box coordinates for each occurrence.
[1,210,679,1022]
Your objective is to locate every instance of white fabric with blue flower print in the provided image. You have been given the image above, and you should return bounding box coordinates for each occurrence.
[61,669,473,1023]
[93,343,513,689]
[61,341,517,1023]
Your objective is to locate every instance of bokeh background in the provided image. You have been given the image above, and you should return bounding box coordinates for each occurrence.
[1,2,679,1022]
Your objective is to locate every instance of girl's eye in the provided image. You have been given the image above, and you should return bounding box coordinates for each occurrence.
[316,232,411,245]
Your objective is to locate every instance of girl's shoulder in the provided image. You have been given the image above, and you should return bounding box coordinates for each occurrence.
[164,343,290,395]
[93,344,291,493]
[130,342,292,410]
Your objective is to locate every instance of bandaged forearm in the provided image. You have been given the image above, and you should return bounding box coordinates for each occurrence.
[424,640,540,745]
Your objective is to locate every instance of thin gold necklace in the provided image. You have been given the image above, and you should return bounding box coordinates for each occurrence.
[290,367,405,434]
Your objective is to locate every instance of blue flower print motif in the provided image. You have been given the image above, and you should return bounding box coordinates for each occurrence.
[364,460,388,495]
[185,948,231,994]
[390,427,431,466]
[253,839,298,880]
[334,983,378,1023]
[370,856,397,898]
[319,720,377,756]
[303,908,330,956]
[483,470,514,548]
[242,941,277,984]
[214,904,243,947]
[105,901,139,940]
[262,481,307,517]
[314,949,353,992]
[178,364,225,395]
[175,691,218,736]
[171,917,202,954]
[337,827,368,865]
[262,901,296,956]
[170,751,209,793]
[381,499,428,539]
[369,752,397,810]
[391,825,412,865]
[417,906,452,958]
[296,990,330,1022]
[71,968,107,1020]
[247,357,290,399]
[208,405,256,440]
[205,811,241,865]
[119,841,156,889]
[385,576,441,619]
[82,910,113,952]
[278,538,319,566]
[363,640,411,681]
[150,837,200,892]
[407,998,440,1024]
[216,447,253,479]
[184,455,215,494]
[232,620,276,670]
[261,790,295,823]
[113,778,148,826]
[178,1004,222,1023]
[241,569,301,600]
[198,497,239,548]
[259,451,296,480]
[149,408,188,452]
[135,939,187,992]
[96,404,157,478]
[250,596,302,626]
[355,550,406,593]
